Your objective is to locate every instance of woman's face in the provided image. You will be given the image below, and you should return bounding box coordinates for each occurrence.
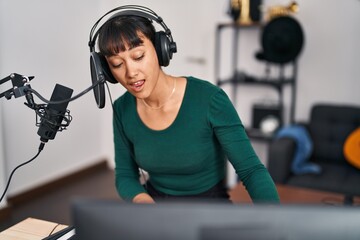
[106,34,160,99]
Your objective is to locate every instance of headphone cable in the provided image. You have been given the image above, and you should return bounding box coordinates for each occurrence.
[105,82,148,190]
[0,142,45,203]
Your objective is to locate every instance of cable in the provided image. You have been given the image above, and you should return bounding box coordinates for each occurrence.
[105,82,148,190]
[47,223,61,237]
[0,142,45,203]
[26,79,102,105]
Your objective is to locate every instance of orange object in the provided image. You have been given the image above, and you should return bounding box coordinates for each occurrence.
[344,127,360,169]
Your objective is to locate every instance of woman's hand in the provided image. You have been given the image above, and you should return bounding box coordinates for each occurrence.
[132,193,155,204]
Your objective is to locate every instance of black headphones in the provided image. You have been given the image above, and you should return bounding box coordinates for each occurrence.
[88,5,177,108]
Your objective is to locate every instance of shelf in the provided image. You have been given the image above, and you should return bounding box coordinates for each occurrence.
[217,22,262,30]
[217,72,294,91]
[215,22,298,141]
[245,128,274,141]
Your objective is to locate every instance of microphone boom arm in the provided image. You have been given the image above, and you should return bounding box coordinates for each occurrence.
[0,73,34,100]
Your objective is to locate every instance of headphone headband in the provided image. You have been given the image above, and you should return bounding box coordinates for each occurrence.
[88,5,174,52]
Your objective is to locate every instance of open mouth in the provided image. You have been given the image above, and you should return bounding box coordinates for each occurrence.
[129,80,145,92]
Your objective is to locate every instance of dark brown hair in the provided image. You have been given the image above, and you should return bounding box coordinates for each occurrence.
[98,15,156,57]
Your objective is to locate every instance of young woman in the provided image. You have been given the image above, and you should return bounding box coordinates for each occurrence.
[96,7,279,204]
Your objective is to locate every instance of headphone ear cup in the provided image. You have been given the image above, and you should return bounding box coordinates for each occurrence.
[99,53,118,84]
[154,31,172,67]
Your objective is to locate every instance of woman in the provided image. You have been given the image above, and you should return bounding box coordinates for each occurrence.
[97,7,279,204]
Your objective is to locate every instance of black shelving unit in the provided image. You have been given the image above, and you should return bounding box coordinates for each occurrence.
[215,23,298,140]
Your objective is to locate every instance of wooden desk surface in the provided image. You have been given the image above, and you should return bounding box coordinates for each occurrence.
[229,183,360,205]
[0,217,68,240]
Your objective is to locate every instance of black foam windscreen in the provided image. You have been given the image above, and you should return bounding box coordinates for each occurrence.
[90,52,107,109]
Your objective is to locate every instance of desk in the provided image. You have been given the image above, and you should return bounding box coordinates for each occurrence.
[2,184,360,239]
[0,217,68,240]
[229,183,360,205]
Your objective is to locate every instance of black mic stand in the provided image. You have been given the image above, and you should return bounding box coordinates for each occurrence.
[0,73,45,125]
[0,73,73,138]
[0,73,74,204]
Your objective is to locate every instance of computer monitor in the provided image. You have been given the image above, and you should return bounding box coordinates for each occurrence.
[71,199,360,240]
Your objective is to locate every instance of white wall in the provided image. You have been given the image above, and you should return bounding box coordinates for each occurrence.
[295,0,360,117]
[0,104,6,208]
[0,0,105,198]
[0,0,359,204]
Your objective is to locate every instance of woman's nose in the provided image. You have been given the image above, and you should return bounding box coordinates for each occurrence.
[125,61,138,79]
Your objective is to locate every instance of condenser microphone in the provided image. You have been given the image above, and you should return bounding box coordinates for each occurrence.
[37,84,73,142]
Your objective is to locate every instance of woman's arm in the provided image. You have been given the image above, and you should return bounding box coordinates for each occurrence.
[209,89,280,203]
[113,99,148,201]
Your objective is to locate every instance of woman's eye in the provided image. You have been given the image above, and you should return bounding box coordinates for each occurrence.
[112,63,123,68]
[135,54,144,61]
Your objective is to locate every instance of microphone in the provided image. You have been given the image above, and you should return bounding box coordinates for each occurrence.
[37,84,74,142]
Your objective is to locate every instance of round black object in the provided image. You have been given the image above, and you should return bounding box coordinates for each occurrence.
[261,16,304,64]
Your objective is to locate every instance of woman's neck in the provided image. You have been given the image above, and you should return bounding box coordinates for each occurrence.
[141,74,176,110]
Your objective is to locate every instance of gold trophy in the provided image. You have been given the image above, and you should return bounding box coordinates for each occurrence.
[265,1,299,21]
[230,0,253,25]
[239,0,252,25]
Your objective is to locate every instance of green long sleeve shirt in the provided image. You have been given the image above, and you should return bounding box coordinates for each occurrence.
[113,77,279,202]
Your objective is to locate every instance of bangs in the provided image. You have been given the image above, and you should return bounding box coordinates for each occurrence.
[98,16,155,57]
